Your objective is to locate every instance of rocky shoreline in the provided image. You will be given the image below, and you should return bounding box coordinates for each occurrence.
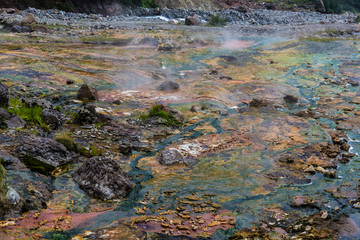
[0,6,357,31]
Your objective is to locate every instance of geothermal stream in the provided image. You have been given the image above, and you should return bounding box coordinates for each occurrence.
[0,21,360,240]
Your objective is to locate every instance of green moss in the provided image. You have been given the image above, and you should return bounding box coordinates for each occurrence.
[55,105,62,111]
[6,98,48,129]
[140,104,179,126]
[78,145,103,157]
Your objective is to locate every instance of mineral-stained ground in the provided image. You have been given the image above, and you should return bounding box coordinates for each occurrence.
[0,14,360,240]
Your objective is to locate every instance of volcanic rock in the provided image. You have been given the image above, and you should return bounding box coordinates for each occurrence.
[16,136,75,174]
[41,108,61,129]
[75,104,110,125]
[77,84,99,100]
[157,81,180,91]
[158,148,185,165]
[185,15,201,26]
[0,81,9,107]
[284,94,299,104]
[73,157,134,200]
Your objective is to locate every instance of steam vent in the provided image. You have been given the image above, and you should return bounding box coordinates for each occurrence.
[1,0,360,239]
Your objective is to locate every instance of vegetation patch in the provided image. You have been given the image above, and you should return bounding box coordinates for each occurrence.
[55,132,77,152]
[207,14,227,27]
[6,98,48,129]
[78,145,103,157]
[140,104,179,126]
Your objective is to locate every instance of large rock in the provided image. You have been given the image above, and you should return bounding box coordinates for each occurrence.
[21,13,37,25]
[157,81,180,91]
[41,108,61,129]
[158,148,185,165]
[75,104,110,125]
[185,15,201,26]
[0,81,9,107]
[0,108,26,129]
[16,136,75,174]
[73,157,134,200]
[77,84,99,100]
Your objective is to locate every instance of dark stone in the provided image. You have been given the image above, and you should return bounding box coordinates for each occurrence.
[209,70,218,75]
[284,95,299,104]
[157,81,180,91]
[66,80,74,85]
[11,24,32,33]
[73,157,134,200]
[185,15,201,26]
[158,148,185,165]
[190,105,202,113]
[75,104,110,125]
[249,98,270,108]
[77,84,99,100]
[219,76,233,81]
[278,154,295,163]
[16,136,75,174]
[0,81,9,107]
[41,108,61,129]
[113,99,122,105]
[264,3,277,10]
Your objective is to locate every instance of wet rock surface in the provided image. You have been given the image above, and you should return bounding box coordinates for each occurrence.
[73,156,134,200]
[16,136,76,173]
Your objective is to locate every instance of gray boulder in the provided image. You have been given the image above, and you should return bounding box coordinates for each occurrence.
[185,15,201,26]
[157,81,180,91]
[0,108,26,129]
[73,157,134,200]
[158,148,185,165]
[41,108,61,129]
